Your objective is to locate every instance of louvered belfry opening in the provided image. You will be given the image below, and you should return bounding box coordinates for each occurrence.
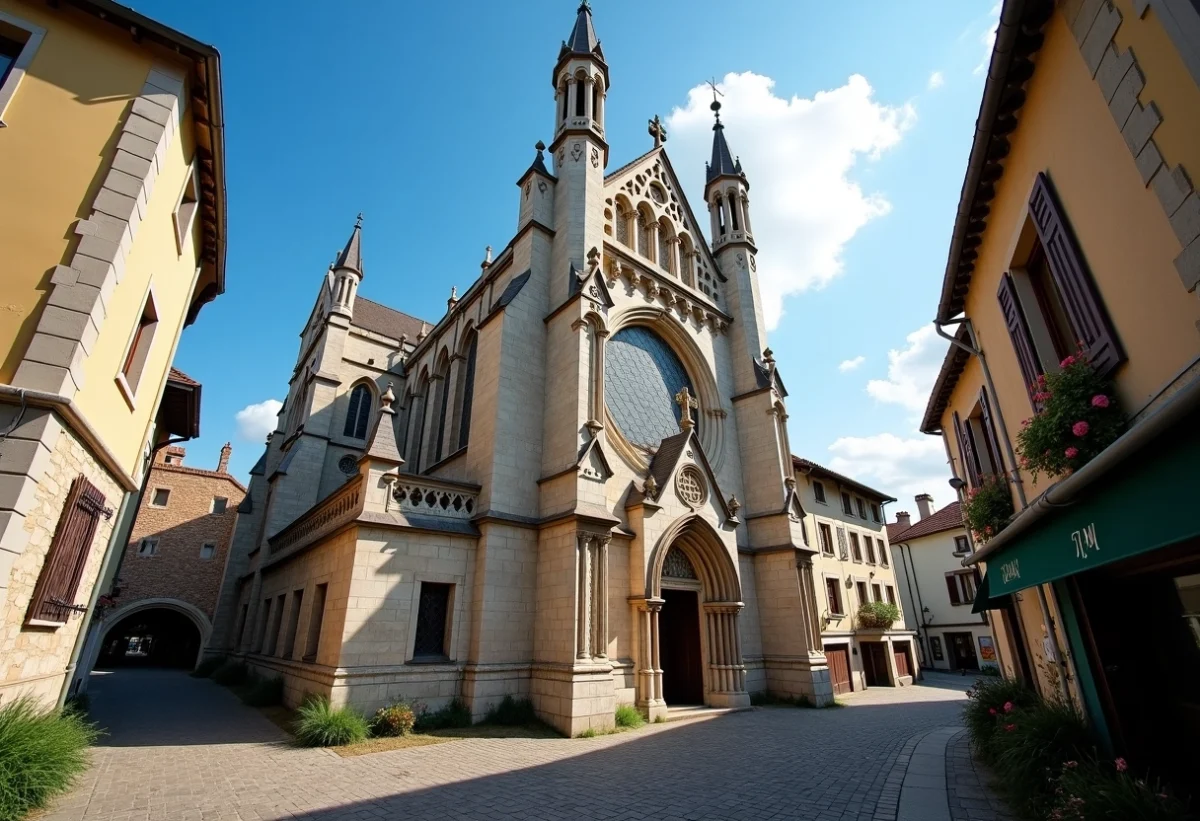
[25,475,110,626]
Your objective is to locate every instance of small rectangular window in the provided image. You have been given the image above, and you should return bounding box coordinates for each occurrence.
[841,492,853,516]
[849,532,863,563]
[0,33,23,86]
[886,585,897,606]
[172,165,199,253]
[137,538,158,557]
[211,497,228,515]
[199,543,215,560]
[118,291,159,403]
[825,576,843,616]
[856,498,867,519]
[864,537,876,565]
[818,523,834,556]
[413,582,452,659]
[813,481,826,504]
[151,488,170,507]
[878,539,889,568]
[871,503,881,523]
[0,14,45,126]
[946,572,977,606]
[303,583,328,662]
[953,535,971,555]
[872,582,883,602]
[856,581,869,608]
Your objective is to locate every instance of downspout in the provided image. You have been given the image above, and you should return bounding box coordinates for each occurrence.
[899,543,932,671]
[934,316,1069,702]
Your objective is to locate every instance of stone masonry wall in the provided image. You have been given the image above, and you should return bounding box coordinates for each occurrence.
[0,416,123,705]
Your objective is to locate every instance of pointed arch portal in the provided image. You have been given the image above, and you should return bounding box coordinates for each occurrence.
[637,515,747,713]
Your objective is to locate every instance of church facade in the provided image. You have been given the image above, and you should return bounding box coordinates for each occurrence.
[209,2,838,735]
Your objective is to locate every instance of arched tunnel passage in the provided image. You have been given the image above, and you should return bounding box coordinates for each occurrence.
[97,607,202,669]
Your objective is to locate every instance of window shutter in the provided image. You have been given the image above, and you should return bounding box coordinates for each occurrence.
[997,271,1044,406]
[945,575,962,605]
[25,475,110,625]
[953,411,980,488]
[1028,172,1124,376]
[978,387,1006,477]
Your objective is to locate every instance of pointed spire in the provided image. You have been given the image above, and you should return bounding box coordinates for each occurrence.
[706,96,739,183]
[362,382,404,466]
[563,0,600,57]
[334,213,364,277]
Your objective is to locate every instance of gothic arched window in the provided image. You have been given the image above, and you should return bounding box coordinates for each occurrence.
[343,384,372,440]
[432,354,452,464]
[457,334,478,449]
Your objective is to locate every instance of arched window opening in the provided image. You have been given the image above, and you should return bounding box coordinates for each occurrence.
[592,83,600,123]
[458,334,478,449]
[407,375,429,470]
[729,190,740,231]
[717,196,727,236]
[343,384,372,440]
[575,78,586,117]
[433,360,451,464]
[560,83,568,123]
[657,219,673,274]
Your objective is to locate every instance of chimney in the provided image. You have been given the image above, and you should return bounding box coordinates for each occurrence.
[217,442,232,474]
[895,511,911,529]
[915,493,934,520]
[158,445,186,466]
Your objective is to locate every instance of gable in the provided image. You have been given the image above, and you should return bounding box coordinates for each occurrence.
[604,148,724,287]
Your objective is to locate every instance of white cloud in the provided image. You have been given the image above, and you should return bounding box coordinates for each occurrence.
[235,399,282,442]
[866,324,947,415]
[928,70,945,90]
[667,72,915,330]
[838,355,866,372]
[975,2,1002,75]
[828,433,952,505]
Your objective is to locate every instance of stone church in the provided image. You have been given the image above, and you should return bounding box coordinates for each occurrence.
[209,1,835,735]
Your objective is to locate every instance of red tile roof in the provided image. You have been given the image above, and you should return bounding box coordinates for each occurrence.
[888,500,964,543]
[168,367,200,387]
[352,297,428,342]
[792,456,896,503]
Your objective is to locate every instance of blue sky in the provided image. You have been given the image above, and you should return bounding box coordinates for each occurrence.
[141,0,999,510]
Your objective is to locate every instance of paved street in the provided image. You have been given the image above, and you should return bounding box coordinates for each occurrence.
[44,669,1005,821]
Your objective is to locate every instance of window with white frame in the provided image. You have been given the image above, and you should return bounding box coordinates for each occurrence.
[137,538,159,557]
[824,575,844,616]
[199,543,216,560]
[813,481,827,504]
[946,571,978,606]
[172,165,199,253]
[211,497,228,515]
[117,290,159,404]
[0,12,46,126]
[818,523,834,556]
[953,535,971,555]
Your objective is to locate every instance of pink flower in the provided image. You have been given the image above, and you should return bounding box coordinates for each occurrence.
[1003,701,1013,713]
[1065,447,1079,458]
[1061,355,1076,368]
[1072,421,1090,437]
[1004,723,1016,732]
[988,708,997,715]
[1115,758,1127,772]
[1064,760,1078,769]
[1092,394,1110,408]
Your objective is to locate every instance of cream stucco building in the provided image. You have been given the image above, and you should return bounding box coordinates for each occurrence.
[207,3,892,735]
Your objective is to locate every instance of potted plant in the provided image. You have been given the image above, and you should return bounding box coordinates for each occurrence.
[962,474,1014,544]
[1016,349,1125,482]
[857,601,899,630]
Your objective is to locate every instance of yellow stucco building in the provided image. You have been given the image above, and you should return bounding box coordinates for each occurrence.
[922,0,1200,794]
[0,0,225,705]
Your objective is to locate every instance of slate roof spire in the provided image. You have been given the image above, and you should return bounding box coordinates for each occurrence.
[334,213,364,277]
[563,0,601,57]
[706,98,740,184]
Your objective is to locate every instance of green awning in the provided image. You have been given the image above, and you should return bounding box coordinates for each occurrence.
[971,572,1010,614]
[986,419,1200,598]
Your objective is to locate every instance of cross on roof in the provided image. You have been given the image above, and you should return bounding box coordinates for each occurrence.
[674,386,698,432]
[707,78,724,122]
[648,114,667,148]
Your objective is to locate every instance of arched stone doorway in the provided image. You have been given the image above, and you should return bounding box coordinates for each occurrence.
[637,516,749,717]
[96,599,211,670]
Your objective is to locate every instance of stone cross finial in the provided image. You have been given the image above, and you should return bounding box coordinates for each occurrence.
[648,115,667,148]
[708,78,724,122]
[355,212,364,228]
[586,245,601,273]
[448,285,459,312]
[674,386,698,432]
[644,473,658,499]
[481,245,493,270]
[380,382,396,412]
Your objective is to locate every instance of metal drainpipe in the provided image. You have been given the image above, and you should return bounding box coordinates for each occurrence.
[933,316,1070,702]
[899,543,933,671]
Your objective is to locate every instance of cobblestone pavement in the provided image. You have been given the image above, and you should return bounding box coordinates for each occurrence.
[45,669,995,821]
[946,729,1017,821]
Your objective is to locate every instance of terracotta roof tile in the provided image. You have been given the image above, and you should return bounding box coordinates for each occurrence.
[168,367,199,387]
[888,501,963,542]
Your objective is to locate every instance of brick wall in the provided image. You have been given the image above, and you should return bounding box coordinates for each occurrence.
[117,447,245,620]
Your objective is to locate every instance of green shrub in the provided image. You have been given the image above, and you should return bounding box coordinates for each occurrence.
[371,702,416,737]
[412,698,472,732]
[856,601,900,629]
[1051,757,1193,820]
[979,665,1003,677]
[990,700,1095,818]
[962,473,1016,543]
[483,695,536,727]
[0,697,98,821]
[963,676,1040,753]
[614,704,645,729]
[238,676,283,707]
[293,697,368,747]
[63,692,90,717]
[191,656,225,678]
[576,727,598,738]
[210,660,248,687]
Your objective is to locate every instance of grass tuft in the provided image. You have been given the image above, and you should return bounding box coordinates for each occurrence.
[0,697,98,821]
[614,704,645,729]
[412,698,472,732]
[576,727,598,738]
[293,697,369,747]
[483,696,536,727]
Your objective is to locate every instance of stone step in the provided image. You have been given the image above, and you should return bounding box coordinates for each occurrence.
[664,705,747,722]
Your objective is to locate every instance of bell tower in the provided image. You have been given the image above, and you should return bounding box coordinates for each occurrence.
[330,215,363,318]
[548,0,609,309]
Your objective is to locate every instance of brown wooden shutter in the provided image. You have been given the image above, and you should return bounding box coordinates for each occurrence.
[25,475,110,625]
[946,575,962,605]
[997,271,1044,407]
[978,387,1006,477]
[953,411,980,488]
[1028,172,1124,376]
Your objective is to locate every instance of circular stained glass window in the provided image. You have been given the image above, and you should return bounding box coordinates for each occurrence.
[338,454,358,475]
[604,326,693,449]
